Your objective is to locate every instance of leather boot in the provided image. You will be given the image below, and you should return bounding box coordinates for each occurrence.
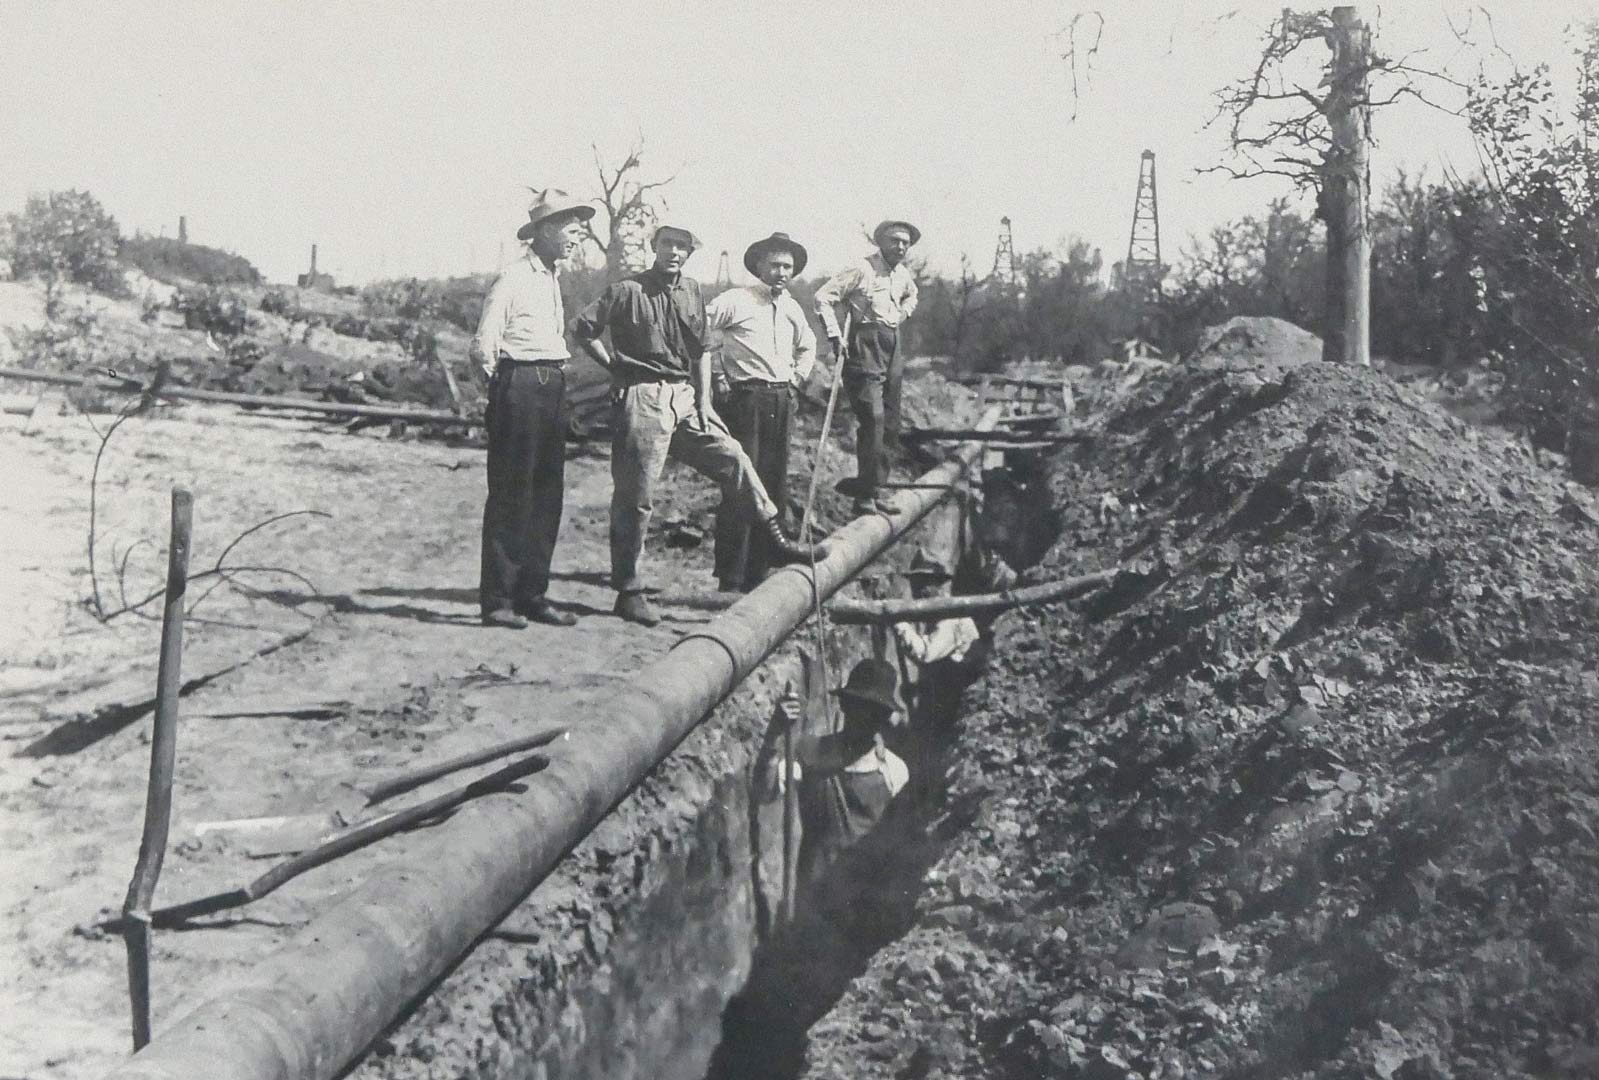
[762,515,830,566]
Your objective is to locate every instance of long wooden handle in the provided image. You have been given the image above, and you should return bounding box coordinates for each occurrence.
[799,312,851,543]
[362,725,568,805]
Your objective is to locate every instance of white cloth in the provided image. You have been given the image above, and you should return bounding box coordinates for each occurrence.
[783,742,908,798]
[470,251,569,377]
[705,284,817,384]
[814,251,919,339]
[895,617,979,665]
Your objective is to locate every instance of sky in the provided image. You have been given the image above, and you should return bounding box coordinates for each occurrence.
[2,1,1595,287]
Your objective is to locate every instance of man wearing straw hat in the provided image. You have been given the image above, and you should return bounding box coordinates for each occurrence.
[572,225,828,626]
[814,219,921,516]
[470,189,592,630]
[703,232,818,592]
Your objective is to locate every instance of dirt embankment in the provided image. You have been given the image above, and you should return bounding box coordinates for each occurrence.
[801,350,1599,1078]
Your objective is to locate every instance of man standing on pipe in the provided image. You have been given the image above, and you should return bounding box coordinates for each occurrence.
[814,220,921,517]
[571,226,829,627]
[471,190,590,629]
[704,232,817,592]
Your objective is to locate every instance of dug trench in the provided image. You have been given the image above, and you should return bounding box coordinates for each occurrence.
[345,480,1027,1080]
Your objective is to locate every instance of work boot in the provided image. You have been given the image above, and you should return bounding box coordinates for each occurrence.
[763,515,830,566]
[614,591,661,627]
[481,608,529,629]
[517,598,577,627]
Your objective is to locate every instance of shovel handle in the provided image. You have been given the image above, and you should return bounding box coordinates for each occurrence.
[362,724,567,805]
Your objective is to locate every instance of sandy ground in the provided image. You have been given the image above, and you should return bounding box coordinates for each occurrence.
[0,398,731,1080]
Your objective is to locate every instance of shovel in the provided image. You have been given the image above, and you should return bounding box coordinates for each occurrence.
[192,724,569,856]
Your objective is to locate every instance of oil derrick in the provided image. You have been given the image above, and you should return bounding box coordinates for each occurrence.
[715,250,732,288]
[1124,149,1163,302]
[991,216,1018,289]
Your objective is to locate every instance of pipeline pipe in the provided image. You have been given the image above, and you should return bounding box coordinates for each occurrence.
[100,409,1000,1080]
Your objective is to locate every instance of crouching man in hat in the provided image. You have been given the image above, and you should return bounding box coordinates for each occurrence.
[814,220,921,516]
[772,658,909,883]
[704,232,817,592]
[571,225,828,626]
[470,189,592,629]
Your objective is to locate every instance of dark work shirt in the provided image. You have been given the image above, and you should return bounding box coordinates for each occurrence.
[569,267,707,385]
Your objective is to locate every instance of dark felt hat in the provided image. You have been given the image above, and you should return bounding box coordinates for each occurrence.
[743,232,808,277]
[832,658,900,714]
[873,219,922,247]
[516,189,596,241]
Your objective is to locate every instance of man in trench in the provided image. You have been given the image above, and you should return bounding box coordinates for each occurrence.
[571,225,828,627]
[772,658,910,885]
[703,232,817,592]
[470,189,590,629]
[814,219,921,516]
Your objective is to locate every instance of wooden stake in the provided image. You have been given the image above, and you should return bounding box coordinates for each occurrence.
[121,487,192,1050]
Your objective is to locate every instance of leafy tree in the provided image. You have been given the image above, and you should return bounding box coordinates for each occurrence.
[6,189,125,295]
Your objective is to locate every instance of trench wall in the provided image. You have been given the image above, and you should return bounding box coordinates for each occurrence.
[349,626,874,1080]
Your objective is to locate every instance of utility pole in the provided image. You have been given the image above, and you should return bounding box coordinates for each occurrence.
[991,217,1017,289]
[1124,150,1163,303]
[1321,6,1372,366]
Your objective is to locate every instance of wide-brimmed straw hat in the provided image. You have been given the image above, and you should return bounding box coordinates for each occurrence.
[832,658,900,714]
[873,219,922,247]
[902,546,952,582]
[652,224,701,252]
[516,189,595,241]
[744,232,808,277]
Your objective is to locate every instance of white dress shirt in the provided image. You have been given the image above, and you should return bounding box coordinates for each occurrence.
[814,251,920,340]
[704,284,817,384]
[470,251,570,377]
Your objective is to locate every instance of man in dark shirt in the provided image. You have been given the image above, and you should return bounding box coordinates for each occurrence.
[571,226,828,626]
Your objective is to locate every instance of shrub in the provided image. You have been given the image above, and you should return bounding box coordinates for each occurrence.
[172,286,251,337]
[121,234,261,286]
[6,189,125,294]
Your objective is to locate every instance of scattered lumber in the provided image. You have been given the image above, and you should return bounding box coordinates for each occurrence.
[654,590,745,611]
[958,374,1067,390]
[901,427,1089,445]
[129,752,553,929]
[0,366,471,426]
[826,566,1123,624]
[191,700,350,720]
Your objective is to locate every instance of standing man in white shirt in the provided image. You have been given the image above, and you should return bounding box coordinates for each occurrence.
[470,190,591,629]
[814,220,921,516]
[705,232,817,591]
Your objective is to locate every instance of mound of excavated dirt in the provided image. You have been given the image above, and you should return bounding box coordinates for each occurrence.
[1193,315,1324,366]
[801,354,1599,1078]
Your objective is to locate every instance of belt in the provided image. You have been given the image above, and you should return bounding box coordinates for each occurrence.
[497,355,567,369]
[850,320,899,331]
[729,378,792,389]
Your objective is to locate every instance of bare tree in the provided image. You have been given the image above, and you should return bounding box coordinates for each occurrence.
[1206,6,1463,365]
[581,137,677,278]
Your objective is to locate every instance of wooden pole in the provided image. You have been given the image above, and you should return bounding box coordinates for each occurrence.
[827,566,1124,624]
[0,367,469,426]
[143,753,553,928]
[1325,6,1372,366]
[121,487,193,1050]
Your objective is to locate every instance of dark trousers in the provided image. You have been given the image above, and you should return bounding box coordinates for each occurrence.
[714,382,793,591]
[843,324,903,497]
[480,362,567,615]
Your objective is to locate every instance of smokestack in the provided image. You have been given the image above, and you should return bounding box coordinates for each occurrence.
[310,244,318,275]
[178,216,188,244]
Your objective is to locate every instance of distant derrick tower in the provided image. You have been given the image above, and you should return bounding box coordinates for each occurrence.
[991,216,1018,288]
[715,250,732,288]
[1124,149,1163,300]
